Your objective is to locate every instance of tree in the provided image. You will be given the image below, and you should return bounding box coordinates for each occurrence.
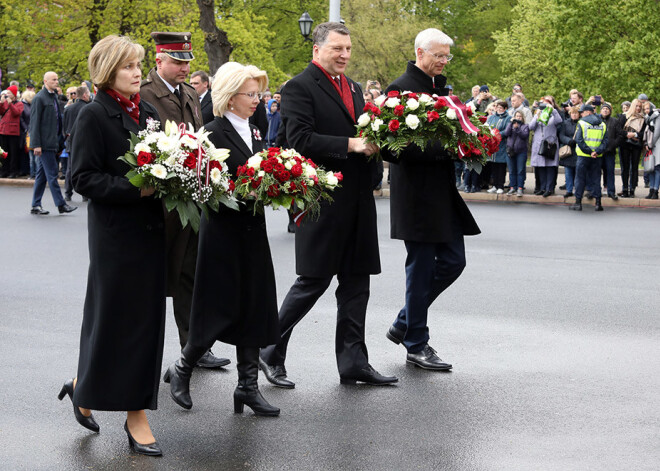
[197,0,232,75]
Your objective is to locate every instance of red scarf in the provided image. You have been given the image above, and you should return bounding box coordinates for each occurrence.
[312,61,356,122]
[106,89,141,124]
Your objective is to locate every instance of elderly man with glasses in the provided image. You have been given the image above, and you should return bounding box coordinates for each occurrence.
[381,28,481,371]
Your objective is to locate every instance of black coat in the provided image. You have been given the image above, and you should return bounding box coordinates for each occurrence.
[200,91,214,125]
[384,61,480,243]
[281,63,380,277]
[63,99,88,148]
[70,90,166,411]
[249,100,269,137]
[558,117,579,167]
[188,116,279,347]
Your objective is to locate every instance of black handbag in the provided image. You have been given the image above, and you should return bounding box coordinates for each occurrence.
[539,127,557,158]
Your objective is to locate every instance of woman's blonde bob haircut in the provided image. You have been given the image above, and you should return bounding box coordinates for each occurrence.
[88,35,145,91]
[212,62,268,117]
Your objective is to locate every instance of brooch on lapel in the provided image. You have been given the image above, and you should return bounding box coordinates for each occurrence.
[252,128,262,141]
[351,82,355,93]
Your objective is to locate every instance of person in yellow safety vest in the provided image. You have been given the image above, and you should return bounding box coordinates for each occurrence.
[570,104,609,211]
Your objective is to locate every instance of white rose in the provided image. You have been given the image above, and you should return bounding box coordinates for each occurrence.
[247,155,263,169]
[151,164,167,179]
[374,95,387,107]
[446,108,457,120]
[284,160,293,170]
[304,165,317,178]
[357,113,371,128]
[418,93,433,105]
[385,97,400,108]
[210,167,222,184]
[406,99,419,111]
[371,118,384,132]
[326,174,338,187]
[405,114,420,130]
[134,142,151,154]
[258,170,265,177]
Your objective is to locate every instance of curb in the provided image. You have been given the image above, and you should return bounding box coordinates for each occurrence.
[5,178,659,209]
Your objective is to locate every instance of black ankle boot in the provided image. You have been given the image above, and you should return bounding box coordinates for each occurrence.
[234,347,280,417]
[569,197,582,211]
[163,345,206,410]
[651,189,659,200]
[594,198,603,211]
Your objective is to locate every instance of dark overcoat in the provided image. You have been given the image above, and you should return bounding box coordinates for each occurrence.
[187,116,279,347]
[200,91,214,125]
[140,67,203,295]
[70,90,166,411]
[384,61,480,243]
[281,63,381,277]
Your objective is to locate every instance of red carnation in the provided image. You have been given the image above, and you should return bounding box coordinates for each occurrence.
[427,111,440,123]
[466,106,473,117]
[228,180,235,192]
[261,161,274,173]
[289,182,297,192]
[251,177,262,188]
[291,163,303,177]
[478,115,488,123]
[406,92,418,100]
[2,151,8,159]
[267,185,280,197]
[241,177,249,184]
[311,175,319,185]
[393,105,405,117]
[246,167,256,177]
[209,160,221,170]
[388,119,400,132]
[372,106,382,116]
[136,151,154,166]
[387,90,400,98]
[334,172,343,182]
[237,166,246,176]
[274,162,286,173]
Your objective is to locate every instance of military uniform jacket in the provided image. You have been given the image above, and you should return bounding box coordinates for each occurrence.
[140,67,203,294]
[383,61,480,243]
[281,63,381,277]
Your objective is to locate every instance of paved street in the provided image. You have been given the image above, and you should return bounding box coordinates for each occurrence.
[1,185,659,470]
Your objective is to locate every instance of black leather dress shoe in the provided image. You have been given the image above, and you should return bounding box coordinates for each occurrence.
[259,357,295,388]
[58,203,77,214]
[385,325,405,345]
[30,206,49,215]
[406,345,452,371]
[340,365,398,385]
[124,421,162,456]
[196,350,231,368]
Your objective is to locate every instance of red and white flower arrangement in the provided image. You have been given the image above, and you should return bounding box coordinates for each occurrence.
[0,146,7,167]
[119,119,238,232]
[356,90,500,172]
[234,147,342,221]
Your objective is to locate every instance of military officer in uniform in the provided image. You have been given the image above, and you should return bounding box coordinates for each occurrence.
[140,32,229,368]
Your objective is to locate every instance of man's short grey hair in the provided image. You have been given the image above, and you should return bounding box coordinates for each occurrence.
[414,28,454,54]
[191,70,210,84]
[313,22,350,47]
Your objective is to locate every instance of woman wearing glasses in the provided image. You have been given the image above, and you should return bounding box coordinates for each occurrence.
[164,62,280,417]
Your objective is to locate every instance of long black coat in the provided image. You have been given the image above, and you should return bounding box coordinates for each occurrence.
[188,116,279,347]
[200,91,214,125]
[70,90,166,411]
[384,61,480,243]
[281,63,381,277]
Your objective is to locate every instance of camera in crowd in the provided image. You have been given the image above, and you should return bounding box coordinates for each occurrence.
[561,100,571,108]
[511,119,523,125]
[537,102,547,110]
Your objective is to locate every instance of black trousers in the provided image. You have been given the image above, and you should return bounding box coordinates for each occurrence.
[260,274,370,376]
[172,237,197,348]
[620,144,642,190]
[0,134,21,177]
[490,162,507,189]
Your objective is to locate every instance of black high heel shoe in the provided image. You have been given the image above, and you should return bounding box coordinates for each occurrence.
[124,421,162,456]
[57,379,100,433]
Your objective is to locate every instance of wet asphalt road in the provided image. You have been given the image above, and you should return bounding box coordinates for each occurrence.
[1,185,659,470]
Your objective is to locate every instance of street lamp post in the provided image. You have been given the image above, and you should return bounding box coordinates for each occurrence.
[298,12,314,42]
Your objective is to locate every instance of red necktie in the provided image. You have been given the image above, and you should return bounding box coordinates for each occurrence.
[334,77,341,90]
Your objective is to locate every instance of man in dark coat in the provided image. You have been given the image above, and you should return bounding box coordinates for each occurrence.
[382,28,481,370]
[29,71,77,215]
[62,85,90,201]
[190,70,214,125]
[259,22,397,387]
[140,32,228,368]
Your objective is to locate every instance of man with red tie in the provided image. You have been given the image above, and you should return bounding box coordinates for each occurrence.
[259,22,397,387]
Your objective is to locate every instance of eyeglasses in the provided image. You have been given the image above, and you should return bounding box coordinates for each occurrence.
[425,50,453,62]
[235,92,262,100]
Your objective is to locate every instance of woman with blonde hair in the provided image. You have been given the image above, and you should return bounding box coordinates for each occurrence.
[165,61,280,417]
[619,98,646,197]
[60,34,165,456]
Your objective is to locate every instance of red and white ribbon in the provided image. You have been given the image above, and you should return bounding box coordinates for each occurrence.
[445,95,479,135]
